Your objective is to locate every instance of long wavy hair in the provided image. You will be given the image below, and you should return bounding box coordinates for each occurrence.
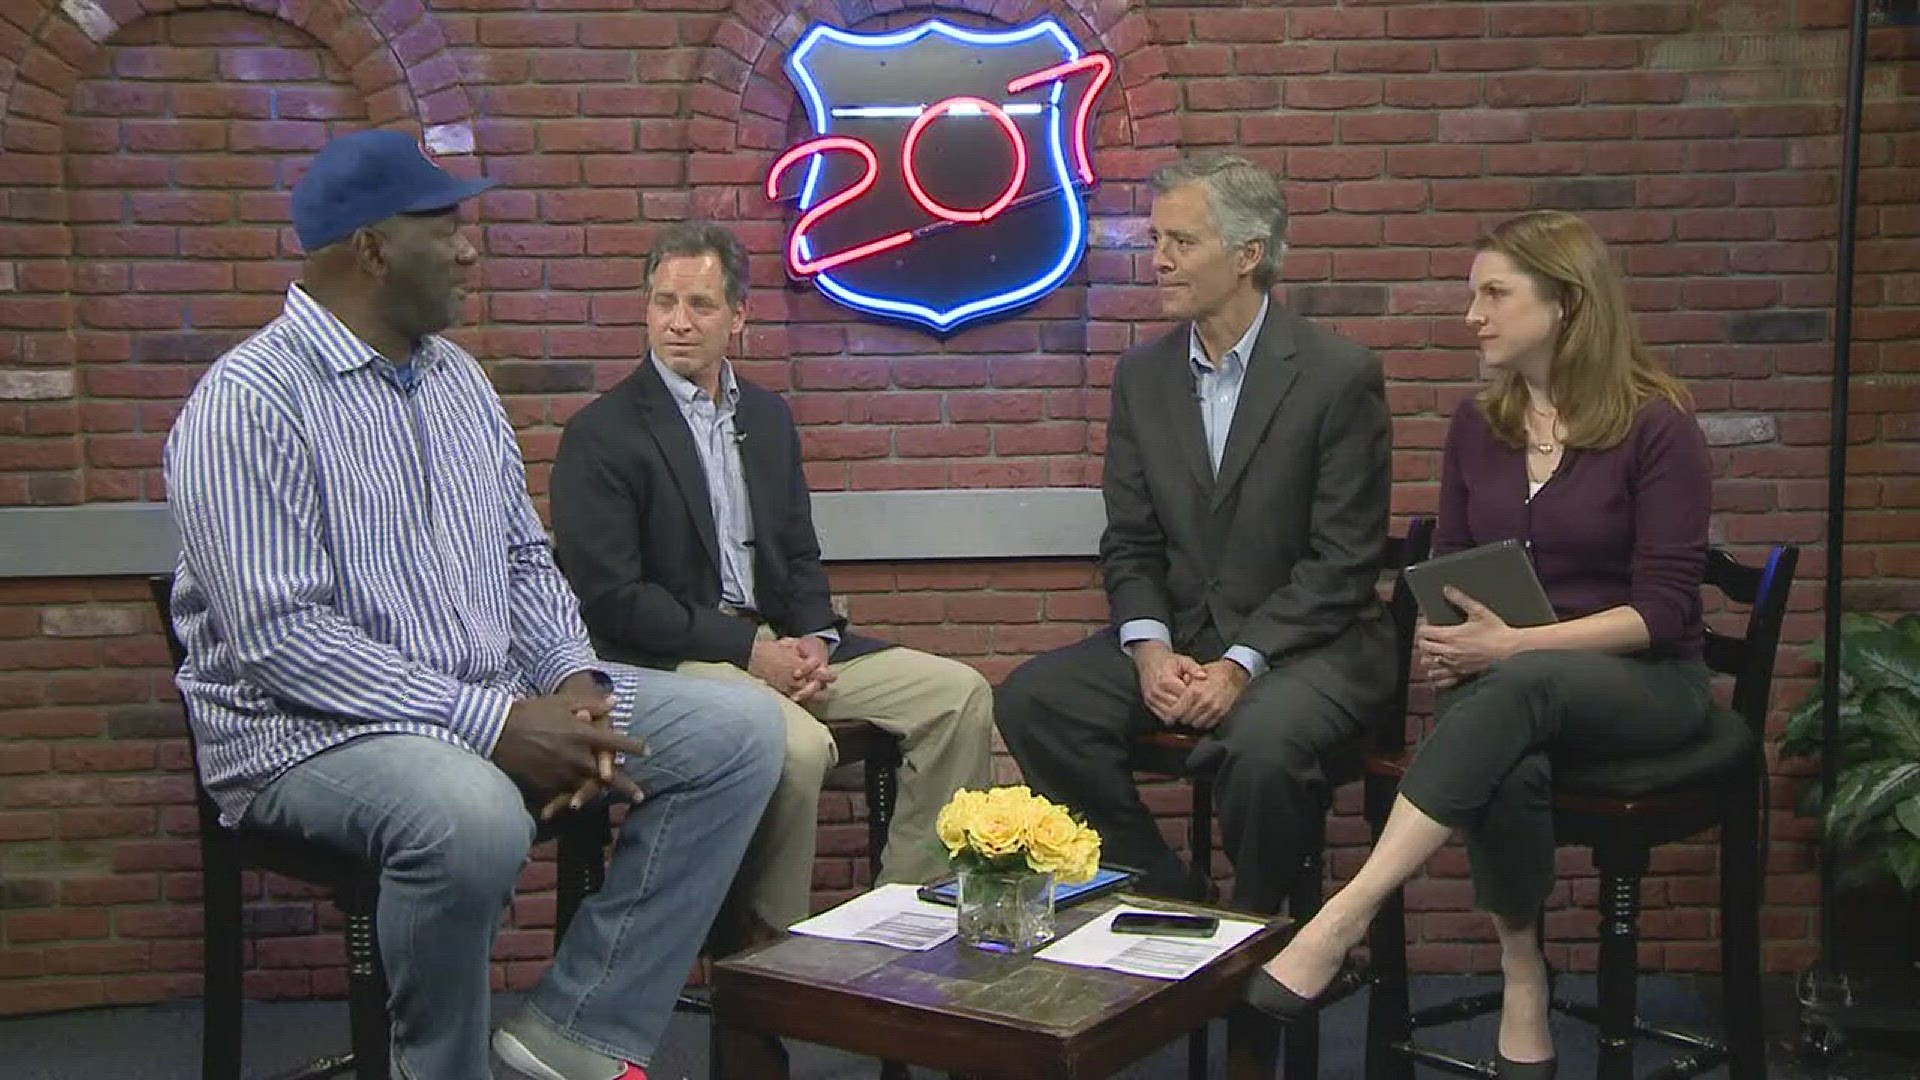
[1474,210,1690,450]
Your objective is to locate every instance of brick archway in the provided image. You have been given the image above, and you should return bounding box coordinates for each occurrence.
[0,0,479,506]
[0,0,475,148]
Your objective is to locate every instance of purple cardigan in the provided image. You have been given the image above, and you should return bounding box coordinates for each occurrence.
[1432,395,1713,659]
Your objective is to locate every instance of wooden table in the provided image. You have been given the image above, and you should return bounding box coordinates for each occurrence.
[712,894,1292,1079]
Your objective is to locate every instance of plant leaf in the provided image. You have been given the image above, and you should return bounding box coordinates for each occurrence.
[1859,688,1920,760]
[1887,838,1920,893]
[1783,689,1823,755]
[1774,687,1866,749]
[1782,693,1867,756]
[1827,761,1920,845]
[1842,619,1920,696]
[1896,794,1920,842]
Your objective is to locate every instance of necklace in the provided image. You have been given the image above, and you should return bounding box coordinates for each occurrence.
[1526,403,1559,454]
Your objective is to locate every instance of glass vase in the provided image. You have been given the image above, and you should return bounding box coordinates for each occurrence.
[955,864,1056,953]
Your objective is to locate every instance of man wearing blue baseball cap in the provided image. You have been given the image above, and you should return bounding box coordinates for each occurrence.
[163,127,785,1080]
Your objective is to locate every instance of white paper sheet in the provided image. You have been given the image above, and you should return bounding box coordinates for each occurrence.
[786,883,957,951]
[1034,905,1266,980]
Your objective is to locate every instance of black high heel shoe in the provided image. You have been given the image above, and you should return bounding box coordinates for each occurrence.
[1242,960,1366,1021]
[1494,1053,1557,1079]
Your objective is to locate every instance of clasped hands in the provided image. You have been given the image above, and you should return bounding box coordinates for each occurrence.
[1132,641,1251,731]
[748,635,837,705]
[1414,585,1524,689]
[491,670,644,823]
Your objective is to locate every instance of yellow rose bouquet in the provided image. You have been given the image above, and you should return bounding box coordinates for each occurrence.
[935,785,1102,885]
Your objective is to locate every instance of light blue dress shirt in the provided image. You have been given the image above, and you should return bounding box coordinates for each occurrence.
[650,355,839,653]
[1118,298,1272,680]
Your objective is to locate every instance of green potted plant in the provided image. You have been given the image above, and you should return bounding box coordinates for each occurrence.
[1781,612,1920,893]
[1781,611,1920,1022]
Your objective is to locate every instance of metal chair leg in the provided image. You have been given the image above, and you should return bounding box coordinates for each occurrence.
[555,801,611,947]
[1592,845,1649,1080]
[1187,774,1215,1079]
[1190,773,1215,888]
[340,887,390,1080]
[1284,848,1326,1080]
[201,834,245,1080]
[864,741,900,886]
[867,739,909,1079]
[1722,768,1766,1080]
[1362,776,1415,1080]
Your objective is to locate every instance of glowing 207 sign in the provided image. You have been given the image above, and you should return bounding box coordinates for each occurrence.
[765,18,1114,332]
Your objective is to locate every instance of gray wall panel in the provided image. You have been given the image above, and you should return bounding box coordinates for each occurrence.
[0,489,1107,578]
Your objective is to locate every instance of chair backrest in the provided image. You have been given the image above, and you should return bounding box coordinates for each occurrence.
[1376,517,1436,754]
[148,574,227,837]
[1700,545,1800,734]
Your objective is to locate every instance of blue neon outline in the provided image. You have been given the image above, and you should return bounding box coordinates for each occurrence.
[783,18,1094,331]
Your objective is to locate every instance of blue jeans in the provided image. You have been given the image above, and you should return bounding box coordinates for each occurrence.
[244,665,784,1079]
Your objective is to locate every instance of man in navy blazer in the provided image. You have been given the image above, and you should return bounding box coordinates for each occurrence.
[550,221,993,935]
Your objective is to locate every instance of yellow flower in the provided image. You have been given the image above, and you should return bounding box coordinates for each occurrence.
[1065,823,1103,883]
[936,788,987,856]
[936,785,1103,879]
[966,802,1027,860]
[1021,801,1083,876]
[982,785,1033,814]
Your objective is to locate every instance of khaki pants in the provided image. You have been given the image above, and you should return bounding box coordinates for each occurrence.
[676,630,995,928]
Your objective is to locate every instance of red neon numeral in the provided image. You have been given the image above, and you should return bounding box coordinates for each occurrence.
[769,52,1113,278]
[1006,53,1113,187]
[765,136,914,277]
[901,96,1029,224]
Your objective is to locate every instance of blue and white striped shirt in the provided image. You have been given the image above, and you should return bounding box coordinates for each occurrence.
[165,284,636,825]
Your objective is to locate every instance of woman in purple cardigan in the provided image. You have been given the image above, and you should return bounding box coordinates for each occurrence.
[1245,210,1713,1078]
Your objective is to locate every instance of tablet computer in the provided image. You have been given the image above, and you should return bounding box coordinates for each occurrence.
[1404,539,1558,628]
[915,864,1138,909]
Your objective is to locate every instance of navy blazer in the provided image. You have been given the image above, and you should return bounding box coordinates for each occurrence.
[550,360,888,671]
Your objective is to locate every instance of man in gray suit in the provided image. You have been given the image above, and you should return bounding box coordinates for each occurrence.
[994,154,1394,913]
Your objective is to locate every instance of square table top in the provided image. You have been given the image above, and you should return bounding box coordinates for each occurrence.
[713,892,1293,1078]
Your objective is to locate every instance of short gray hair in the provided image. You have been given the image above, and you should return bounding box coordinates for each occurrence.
[644,220,749,307]
[1150,154,1288,290]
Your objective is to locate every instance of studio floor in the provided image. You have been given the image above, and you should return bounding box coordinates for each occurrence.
[4,974,1917,1078]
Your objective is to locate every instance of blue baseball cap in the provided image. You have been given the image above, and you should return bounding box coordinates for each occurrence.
[291,129,496,252]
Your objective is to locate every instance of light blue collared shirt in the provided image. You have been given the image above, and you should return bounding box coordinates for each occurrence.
[650,354,839,653]
[651,355,755,609]
[1118,298,1272,680]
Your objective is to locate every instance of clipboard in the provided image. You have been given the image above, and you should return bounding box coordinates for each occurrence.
[1404,539,1558,628]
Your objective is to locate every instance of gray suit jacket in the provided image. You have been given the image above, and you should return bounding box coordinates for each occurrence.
[1100,304,1394,716]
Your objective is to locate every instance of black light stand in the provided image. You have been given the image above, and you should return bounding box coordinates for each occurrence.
[1797,0,1920,1060]
[1815,0,1869,991]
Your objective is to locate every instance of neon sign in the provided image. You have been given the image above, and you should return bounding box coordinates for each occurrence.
[765,19,1114,333]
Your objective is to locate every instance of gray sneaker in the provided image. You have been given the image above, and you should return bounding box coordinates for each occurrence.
[491,1010,645,1080]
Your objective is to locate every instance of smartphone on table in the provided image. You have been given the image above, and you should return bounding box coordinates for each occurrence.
[1110,911,1220,939]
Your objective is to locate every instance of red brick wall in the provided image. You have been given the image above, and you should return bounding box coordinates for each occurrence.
[2,0,1916,1014]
